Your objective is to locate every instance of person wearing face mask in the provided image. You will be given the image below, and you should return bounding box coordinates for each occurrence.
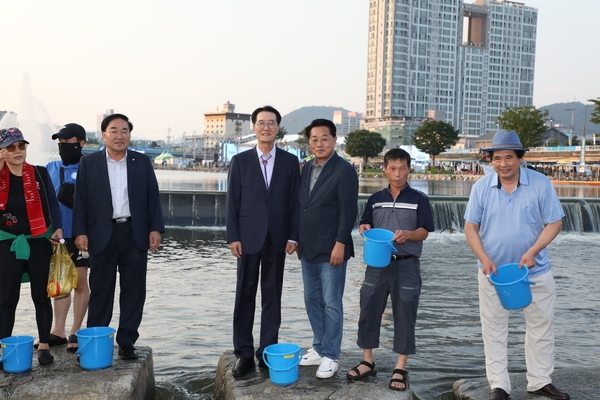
[45,123,90,352]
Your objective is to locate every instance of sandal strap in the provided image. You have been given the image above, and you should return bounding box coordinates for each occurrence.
[359,360,375,370]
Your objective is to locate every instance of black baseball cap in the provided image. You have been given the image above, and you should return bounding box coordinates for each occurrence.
[52,123,86,141]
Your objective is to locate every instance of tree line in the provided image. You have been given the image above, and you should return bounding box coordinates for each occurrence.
[282,98,600,165]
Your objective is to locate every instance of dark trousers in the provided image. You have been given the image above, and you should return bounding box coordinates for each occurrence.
[0,239,52,343]
[357,257,422,355]
[233,235,286,359]
[87,221,147,347]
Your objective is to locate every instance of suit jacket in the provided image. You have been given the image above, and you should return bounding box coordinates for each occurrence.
[298,152,358,263]
[226,146,300,255]
[72,150,165,255]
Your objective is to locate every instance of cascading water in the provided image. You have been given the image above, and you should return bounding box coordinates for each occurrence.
[157,191,600,233]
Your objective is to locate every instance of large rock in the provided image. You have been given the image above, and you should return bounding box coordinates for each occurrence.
[453,366,599,400]
[214,350,413,400]
[0,345,155,399]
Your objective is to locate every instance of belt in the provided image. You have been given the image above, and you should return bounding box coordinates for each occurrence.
[391,254,416,261]
[113,217,131,224]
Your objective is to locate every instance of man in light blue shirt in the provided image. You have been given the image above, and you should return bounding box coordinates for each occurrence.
[464,130,569,400]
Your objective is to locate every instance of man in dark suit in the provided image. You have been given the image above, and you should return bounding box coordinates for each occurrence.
[297,118,358,379]
[73,113,164,360]
[226,105,300,378]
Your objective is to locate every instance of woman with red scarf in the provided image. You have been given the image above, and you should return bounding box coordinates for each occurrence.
[0,127,63,366]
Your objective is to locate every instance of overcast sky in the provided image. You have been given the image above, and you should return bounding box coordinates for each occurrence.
[1,0,598,140]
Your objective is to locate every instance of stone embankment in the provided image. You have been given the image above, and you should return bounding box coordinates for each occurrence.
[215,350,598,400]
[0,345,155,399]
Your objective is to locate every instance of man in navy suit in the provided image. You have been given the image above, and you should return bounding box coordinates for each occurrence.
[226,105,300,378]
[298,119,358,379]
[73,113,164,360]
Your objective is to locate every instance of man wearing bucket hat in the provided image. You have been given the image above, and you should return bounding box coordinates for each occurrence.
[464,130,569,400]
[346,148,434,391]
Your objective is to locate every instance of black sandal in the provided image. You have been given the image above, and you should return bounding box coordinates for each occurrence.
[346,360,377,380]
[67,334,78,353]
[389,368,409,391]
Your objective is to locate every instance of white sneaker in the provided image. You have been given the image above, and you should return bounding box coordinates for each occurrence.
[299,348,322,366]
[316,357,338,378]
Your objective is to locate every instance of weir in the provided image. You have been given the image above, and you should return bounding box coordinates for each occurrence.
[159,191,600,233]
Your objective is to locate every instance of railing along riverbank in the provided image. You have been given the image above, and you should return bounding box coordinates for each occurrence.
[158,190,600,233]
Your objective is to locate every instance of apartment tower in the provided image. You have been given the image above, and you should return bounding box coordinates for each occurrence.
[363,0,538,147]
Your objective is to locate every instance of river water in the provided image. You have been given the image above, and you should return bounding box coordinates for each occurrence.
[12,170,600,399]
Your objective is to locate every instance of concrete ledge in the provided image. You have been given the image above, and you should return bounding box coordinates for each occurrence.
[0,345,155,399]
[214,350,413,400]
[453,366,599,400]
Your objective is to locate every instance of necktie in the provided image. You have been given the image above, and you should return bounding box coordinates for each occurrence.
[261,154,272,189]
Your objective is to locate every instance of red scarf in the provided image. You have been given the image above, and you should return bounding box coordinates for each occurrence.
[0,162,48,236]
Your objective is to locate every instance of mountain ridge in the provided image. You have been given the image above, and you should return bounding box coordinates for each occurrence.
[280,102,600,138]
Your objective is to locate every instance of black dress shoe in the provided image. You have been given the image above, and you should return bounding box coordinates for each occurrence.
[118,344,139,360]
[232,357,255,378]
[528,383,570,400]
[489,387,510,400]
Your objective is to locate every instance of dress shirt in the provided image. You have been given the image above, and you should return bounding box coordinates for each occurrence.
[309,153,334,194]
[106,150,131,219]
[256,147,276,189]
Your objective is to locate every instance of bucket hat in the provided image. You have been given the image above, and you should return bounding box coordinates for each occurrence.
[0,127,29,149]
[481,130,529,152]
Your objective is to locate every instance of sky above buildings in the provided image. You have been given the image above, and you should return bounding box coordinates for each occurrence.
[1,0,598,140]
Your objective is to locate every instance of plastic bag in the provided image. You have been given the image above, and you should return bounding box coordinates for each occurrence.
[47,244,78,298]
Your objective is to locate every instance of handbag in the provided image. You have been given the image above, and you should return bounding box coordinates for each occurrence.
[56,167,75,209]
[47,243,78,298]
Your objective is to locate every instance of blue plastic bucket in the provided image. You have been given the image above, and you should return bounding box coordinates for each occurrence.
[363,228,398,268]
[0,335,34,373]
[75,327,116,370]
[262,343,302,385]
[489,263,536,310]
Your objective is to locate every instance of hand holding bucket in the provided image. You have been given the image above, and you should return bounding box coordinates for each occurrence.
[362,228,398,268]
[488,263,536,310]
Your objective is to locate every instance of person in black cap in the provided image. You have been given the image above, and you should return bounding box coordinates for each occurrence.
[45,123,89,352]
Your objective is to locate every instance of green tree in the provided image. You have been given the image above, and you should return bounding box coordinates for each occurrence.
[344,129,386,166]
[150,141,159,148]
[588,98,600,125]
[496,105,548,148]
[295,129,310,155]
[276,126,288,141]
[411,120,459,164]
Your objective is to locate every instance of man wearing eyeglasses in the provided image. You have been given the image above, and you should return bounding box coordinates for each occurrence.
[226,105,300,378]
[73,113,165,360]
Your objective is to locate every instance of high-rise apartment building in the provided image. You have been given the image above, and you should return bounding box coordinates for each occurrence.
[363,0,538,147]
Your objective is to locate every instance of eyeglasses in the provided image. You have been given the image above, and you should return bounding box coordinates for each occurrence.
[106,129,131,138]
[4,142,28,152]
[255,121,278,129]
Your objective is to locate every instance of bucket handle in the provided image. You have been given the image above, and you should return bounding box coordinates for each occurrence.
[74,336,93,355]
[0,345,17,362]
[262,352,302,372]
[524,279,536,286]
[388,242,398,254]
